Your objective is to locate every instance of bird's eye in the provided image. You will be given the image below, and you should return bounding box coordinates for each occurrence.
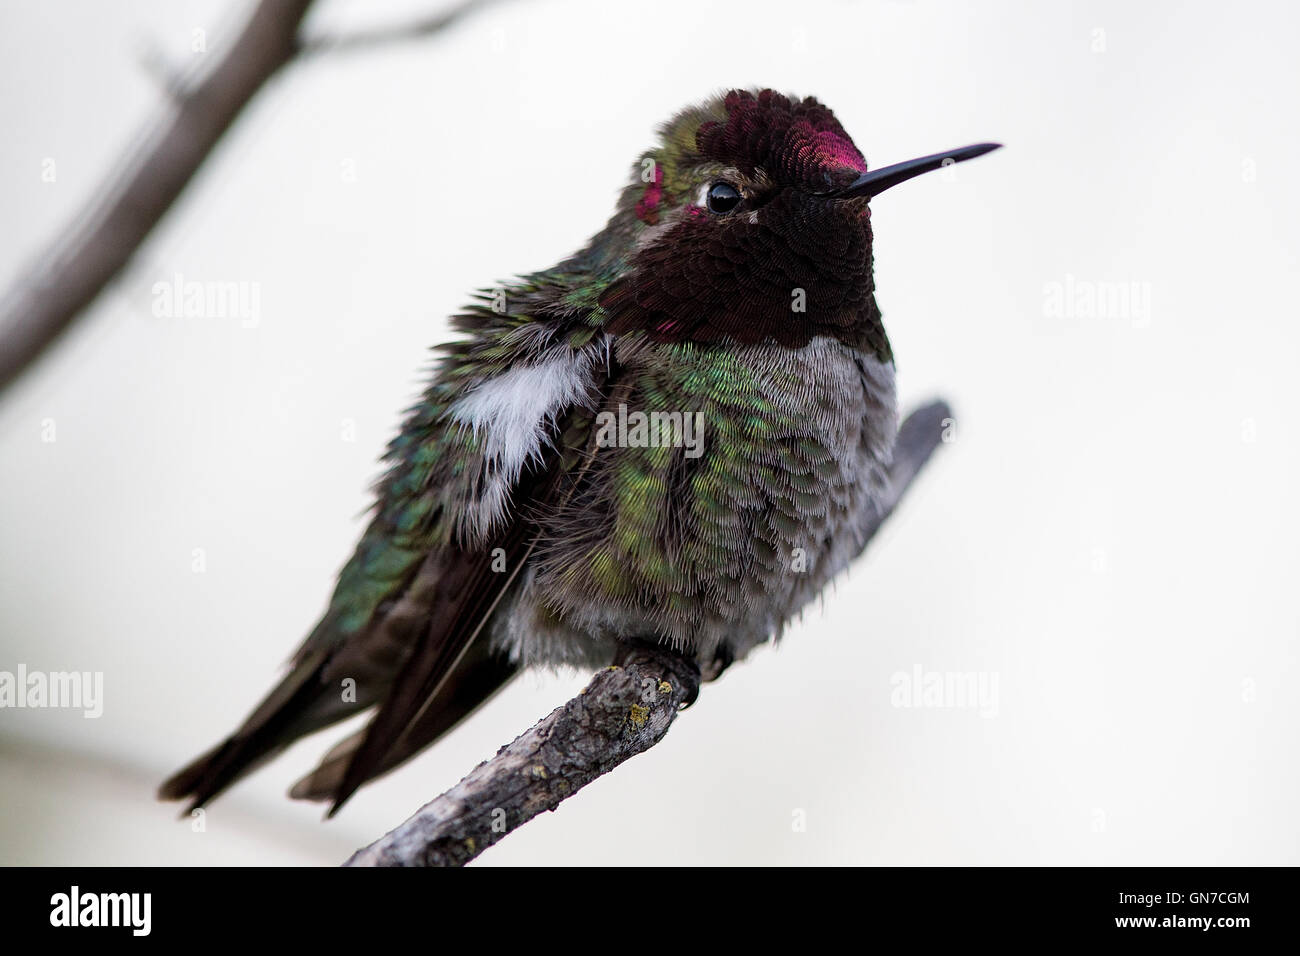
[706,181,742,214]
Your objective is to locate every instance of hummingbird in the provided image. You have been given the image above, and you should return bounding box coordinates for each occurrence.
[161,88,999,816]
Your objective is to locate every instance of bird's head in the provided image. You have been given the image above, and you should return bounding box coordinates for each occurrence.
[596,88,998,358]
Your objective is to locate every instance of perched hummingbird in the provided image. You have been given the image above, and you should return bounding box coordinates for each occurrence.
[161,89,999,815]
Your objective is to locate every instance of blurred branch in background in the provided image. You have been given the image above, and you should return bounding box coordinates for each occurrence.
[0,0,501,395]
[299,0,503,56]
[346,401,953,866]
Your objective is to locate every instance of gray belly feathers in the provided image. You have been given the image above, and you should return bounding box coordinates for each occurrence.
[490,335,899,670]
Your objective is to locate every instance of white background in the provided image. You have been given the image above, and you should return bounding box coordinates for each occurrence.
[1,0,1297,865]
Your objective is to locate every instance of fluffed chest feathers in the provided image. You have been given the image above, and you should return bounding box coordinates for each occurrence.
[494,335,899,670]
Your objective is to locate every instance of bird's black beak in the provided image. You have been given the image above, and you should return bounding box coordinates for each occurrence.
[837,142,1002,198]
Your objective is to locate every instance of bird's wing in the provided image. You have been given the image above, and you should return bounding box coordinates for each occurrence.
[161,300,611,812]
[287,633,517,802]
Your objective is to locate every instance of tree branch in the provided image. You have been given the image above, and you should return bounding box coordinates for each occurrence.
[0,0,314,394]
[0,0,501,396]
[345,399,953,867]
[297,0,506,56]
[345,642,700,867]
